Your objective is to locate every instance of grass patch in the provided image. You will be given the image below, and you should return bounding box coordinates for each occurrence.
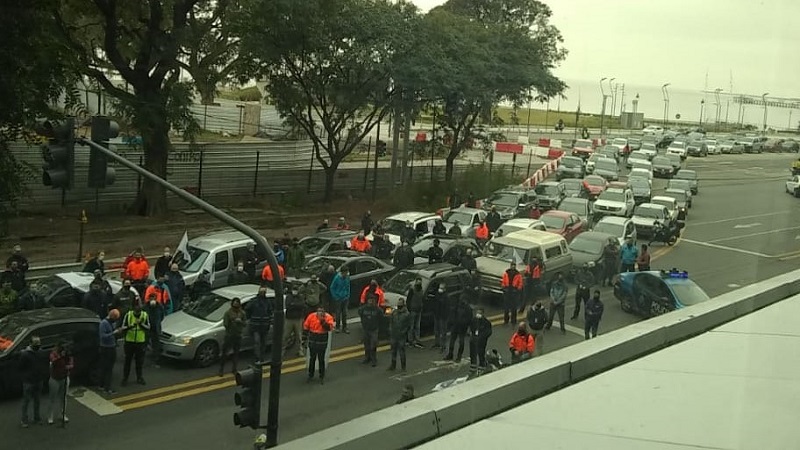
[217,86,263,102]
[415,106,621,130]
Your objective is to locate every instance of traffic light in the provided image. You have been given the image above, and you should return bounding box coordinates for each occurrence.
[36,118,75,189]
[233,366,262,429]
[88,116,119,188]
[376,140,387,156]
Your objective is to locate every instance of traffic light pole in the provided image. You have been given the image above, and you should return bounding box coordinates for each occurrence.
[77,138,286,447]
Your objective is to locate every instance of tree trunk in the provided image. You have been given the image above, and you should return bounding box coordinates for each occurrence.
[322,164,338,204]
[445,152,456,181]
[199,88,215,106]
[128,108,171,216]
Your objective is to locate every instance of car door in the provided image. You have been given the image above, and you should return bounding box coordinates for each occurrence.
[625,190,635,214]
[211,251,230,288]
[568,214,583,240]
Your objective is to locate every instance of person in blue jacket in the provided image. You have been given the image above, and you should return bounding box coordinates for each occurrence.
[329,267,351,333]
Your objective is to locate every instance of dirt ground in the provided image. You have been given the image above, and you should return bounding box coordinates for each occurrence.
[1,198,394,269]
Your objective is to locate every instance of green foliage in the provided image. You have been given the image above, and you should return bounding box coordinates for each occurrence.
[236,0,420,202]
[220,86,263,102]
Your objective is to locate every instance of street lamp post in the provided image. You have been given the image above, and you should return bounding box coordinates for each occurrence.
[609,78,617,117]
[714,88,722,132]
[632,93,639,114]
[599,77,608,136]
[762,92,770,131]
[661,83,670,128]
[699,100,705,127]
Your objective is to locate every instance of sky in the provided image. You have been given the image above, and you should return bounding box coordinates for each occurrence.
[410,0,800,99]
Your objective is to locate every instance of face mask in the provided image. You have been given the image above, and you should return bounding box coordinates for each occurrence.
[438,289,445,294]
[164,252,171,257]
[237,267,244,272]
[123,285,131,291]
[476,313,483,319]
[149,300,157,307]
[98,255,105,261]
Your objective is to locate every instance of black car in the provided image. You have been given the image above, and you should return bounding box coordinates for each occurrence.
[294,251,395,306]
[568,231,617,280]
[297,230,359,262]
[533,181,566,210]
[382,263,475,325]
[20,273,124,309]
[628,177,652,205]
[411,235,482,265]
[0,308,101,397]
[482,186,538,220]
[651,156,674,178]
[555,156,585,180]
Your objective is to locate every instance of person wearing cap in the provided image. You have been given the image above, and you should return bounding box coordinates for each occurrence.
[428,239,444,264]
[361,210,374,236]
[220,297,247,375]
[359,294,382,367]
[406,279,425,348]
[286,238,305,276]
[111,279,139,323]
[6,244,29,274]
[350,231,372,253]
[82,250,105,276]
[336,217,350,230]
[501,261,523,325]
[316,218,330,232]
[98,309,126,394]
[432,218,447,235]
[387,298,411,372]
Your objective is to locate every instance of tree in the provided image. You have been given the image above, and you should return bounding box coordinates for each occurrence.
[398,1,565,181]
[181,0,245,105]
[236,0,418,202]
[53,0,205,216]
[0,0,82,234]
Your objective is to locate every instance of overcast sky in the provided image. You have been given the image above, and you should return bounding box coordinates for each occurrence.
[411,0,800,99]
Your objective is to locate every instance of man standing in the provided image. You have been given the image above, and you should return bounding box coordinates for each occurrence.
[329,267,351,333]
[285,238,305,276]
[0,280,17,319]
[124,250,150,297]
[460,248,477,273]
[547,273,568,334]
[388,298,411,372]
[445,293,473,363]
[283,285,307,358]
[637,244,651,271]
[301,275,325,314]
[82,283,110,318]
[243,243,260,282]
[570,266,592,320]
[468,308,492,373]
[501,262,523,325]
[427,239,444,264]
[318,264,337,312]
[406,279,425,348]
[358,294,382,367]
[303,307,335,384]
[486,206,503,233]
[526,301,548,355]
[401,221,417,246]
[431,284,450,352]
[7,244,30,274]
[361,210,375,236]
[350,232,372,253]
[602,241,620,287]
[145,275,173,315]
[620,237,639,273]
[392,241,415,269]
[165,264,185,311]
[121,301,149,386]
[98,309,124,394]
[111,280,139,323]
[144,293,165,363]
[219,297,246,376]
[245,286,273,364]
[474,220,490,248]
[584,290,605,340]
[228,262,251,286]
[154,246,172,279]
[19,336,47,428]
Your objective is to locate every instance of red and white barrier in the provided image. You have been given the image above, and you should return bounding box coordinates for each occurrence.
[521,154,562,188]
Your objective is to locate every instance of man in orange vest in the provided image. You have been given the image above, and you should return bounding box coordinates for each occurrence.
[509,322,535,364]
[144,275,173,314]
[261,263,285,289]
[350,232,372,253]
[474,220,489,248]
[501,261,523,325]
[360,279,385,307]
[522,257,543,313]
[302,306,335,384]
[125,250,151,297]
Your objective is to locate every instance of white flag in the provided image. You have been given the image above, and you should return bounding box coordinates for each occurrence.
[203,254,216,286]
[512,249,524,265]
[176,231,192,264]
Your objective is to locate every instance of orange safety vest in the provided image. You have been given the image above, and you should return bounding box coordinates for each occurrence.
[144,284,170,306]
[125,258,150,281]
[501,270,523,290]
[303,312,335,334]
[475,224,489,240]
[350,237,372,253]
[261,264,285,282]
[360,286,386,307]
[524,264,542,279]
[509,332,535,353]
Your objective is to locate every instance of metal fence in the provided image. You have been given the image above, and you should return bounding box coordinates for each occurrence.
[190,101,287,135]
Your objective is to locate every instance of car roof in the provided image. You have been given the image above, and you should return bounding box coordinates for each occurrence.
[502,218,545,227]
[602,188,626,194]
[418,234,474,243]
[676,169,696,175]
[596,216,630,225]
[400,262,467,279]
[320,250,368,259]
[189,230,254,250]
[664,188,687,195]
[542,210,571,218]
[500,229,566,245]
[651,196,677,204]
[637,203,666,210]
[56,272,122,292]
[447,207,484,215]
[306,230,358,240]
[2,307,100,329]
[572,231,616,242]
[386,212,437,222]
[212,284,262,300]
[560,197,589,205]
[536,181,560,187]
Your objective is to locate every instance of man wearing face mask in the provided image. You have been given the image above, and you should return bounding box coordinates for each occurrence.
[92,270,114,298]
[245,286,274,364]
[445,293,473,363]
[358,294,382,367]
[243,243,260,282]
[19,335,48,427]
[405,279,425,348]
[392,241,415,270]
[82,282,109,318]
[121,301,150,386]
[228,261,251,286]
[166,263,185,311]
[388,298,411,372]
[303,306,335,384]
[144,293,165,362]
[124,250,151,297]
[584,290,605,340]
[283,284,307,358]
[145,275,173,315]
[112,280,139,324]
[468,308,492,373]
[82,250,105,275]
[526,301,548,355]
[154,246,173,279]
[431,284,451,352]
[219,297,247,376]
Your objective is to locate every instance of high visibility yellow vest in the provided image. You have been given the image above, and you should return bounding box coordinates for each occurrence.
[124,311,149,343]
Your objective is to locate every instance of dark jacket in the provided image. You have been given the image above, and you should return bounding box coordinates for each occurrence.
[393,246,415,269]
[358,303,382,333]
[91,278,114,298]
[400,227,417,245]
[460,254,477,272]
[406,286,425,313]
[585,297,605,321]
[243,250,260,280]
[166,271,186,309]
[83,289,109,318]
[245,294,274,328]
[431,290,451,319]
[447,225,462,237]
[1,269,25,293]
[469,316,492,341]
[284,292,307,320]
[372,235,394,260]
[432,223,446,235]
[18,346,48,384]
[112,287,138,315]
[223,307,247,337]
[450,298,473,332]
[527,306,548,331]
[389,307,412,341]
[82,258,105,276]
[361,215,374,235]
[154,256,172,279]
[6,254,29,272]
[428,245,444,264]
[227,270,251,286]
[486,211,503,232]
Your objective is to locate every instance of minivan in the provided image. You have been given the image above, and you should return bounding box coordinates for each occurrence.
[173,230,268,288]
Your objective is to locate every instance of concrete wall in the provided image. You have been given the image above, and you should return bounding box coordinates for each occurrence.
[275,268,800,450]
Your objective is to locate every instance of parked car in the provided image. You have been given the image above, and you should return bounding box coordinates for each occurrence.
[780,139,799,153]
[533,181,566,210]
[571,139,596,159]
[628,176,652,205]
[557,197,593,226]
[0,308,101,396]
[411,235,482,265]
[609,138,630,156]
[296,251,396,306]
[593,158,621,182]
[666,141,688,160]
[615,269,710,317]
[555,156,586,180]
[568,231,618,280]
[174,230,269,288]
[674,169,699,194]
[592,216,637,246]
[735,136,763,154]
[20,272,124,309]
[585,153,605,174]
[592,187,635,219]
[597,146,621,163]
[561,178,590,199]
[650,196,679,222]
[626,151,650,169]
[495,218,547,236]
[663,188,691,219]
[639,142,658,159]
[628,138,643,152]
[441,207,488,238]
[629,166,653,183]
[666,179,694,207]
[665,153,682,173]
[786,174,800,197]
[298,230,359,262]
[382,264,474,322]
[481,187,538,220]
[651,156,674,178]
[686,140,708,157]
[540,210,587,243]
[704,139,719,155]
[718,138,743,154]
[631,203,671,238]
[582,174,609,199]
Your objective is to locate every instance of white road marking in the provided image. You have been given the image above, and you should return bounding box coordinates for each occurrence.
[680,239,772,258]
[708,225,800,244]
[690,211,790,227]
[727,283,741,288]
[733,223,762,229]
[69,387,123,416]
[748,167,764,170]
[565,324,585,337]
[390,359,468,381]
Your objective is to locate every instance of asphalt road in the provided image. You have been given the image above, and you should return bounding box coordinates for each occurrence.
[2,151,797,450]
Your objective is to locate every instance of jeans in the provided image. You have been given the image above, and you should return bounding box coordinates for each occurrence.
[503,290,520,324]
[433,317,448,349]
[531,330,544,355]
[250,325,270,362]
[546,303,565,332]
[48,377,69,421]
[123,341,145,381]
[149,323,161,360]
[389,339,406,369]
[333,301,348,331]
[220,334,242,373]
[621,262,636,273]
[362,329,378,365]
[469,338,488,369]
[308,342,327,378]
[603,261,617,285]
[572,287,590,318]
[584,319,600,340]
[447,329,467,360]
[98,346,116,391]
[407,310,422,343]
[21,382,42,424]
[283,318,303,356]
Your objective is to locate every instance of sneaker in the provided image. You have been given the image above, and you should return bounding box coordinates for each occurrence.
[20,422,29,429]
[413,342,424,349]
[63,416,69,423]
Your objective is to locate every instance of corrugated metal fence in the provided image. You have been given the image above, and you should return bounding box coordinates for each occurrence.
[190,101,287,135]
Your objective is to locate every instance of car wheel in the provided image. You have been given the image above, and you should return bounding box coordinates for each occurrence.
[620,295,633,313]
[194,341,220,368]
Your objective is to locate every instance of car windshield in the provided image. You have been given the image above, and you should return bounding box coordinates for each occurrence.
[183,293,237,322]
[444,211,474,225]
[382,219,408,235]
[705,139,717,145]
[561,157,582,168]
[385,271,424,293]
[588,154,603,162]
[302,256,345,274]
[0,314,35,353]
[612,139,627,145]
[177,245,210,273]
[652,199,674,211]
[559,200,587,215]
[652,156,670,166]
[721,140,736,146]
[574,139,592,148]
[642,143,657,150]
[669,281,711,305]
[585,176,605,186]
[298,237,328,255]
[599,190,625,202]
[484,241,528,263]
[634,206,664,219]
[486,192,519,207]
[669,180,691,191]
[540,214,566,230]
[28,276,68,299]
[676,171,696,180]
[629,152,647,161]
[666,155,681,165]
[629,178,650,188]
[595,160,617,171]
[562,179,582,190]
[665,190,687,202]
[739,137,755,144]
[569,237,603,255]
[671,142,686,149]
[593,221,623,237]
[535,184,559,196]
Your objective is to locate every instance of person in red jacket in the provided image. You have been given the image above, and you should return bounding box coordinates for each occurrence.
[350,232,372,253]
[125,250,150,297]
[303,307,335,384]
[261,264,285,289]
[474,220,490,248]
[501,261,524,325]
[360,279,385,307]
[509,322,535,364]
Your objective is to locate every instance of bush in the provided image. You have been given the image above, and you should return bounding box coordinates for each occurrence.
[237,86,263,102]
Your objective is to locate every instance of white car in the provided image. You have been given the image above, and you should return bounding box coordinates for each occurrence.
[650,196,679,222]
[639,143,658,159]
[786,174,800,197]
[629,167,653,183]
[585,153,604,174]
[667,141,688,159]
[592,216,637,246]
[643,125,665,137]
[373,211,439,246]
[495,218,547,236]
[592,187,635,218]
[610,138,629,156]
[705,139,719,155]
[632,203,671,238]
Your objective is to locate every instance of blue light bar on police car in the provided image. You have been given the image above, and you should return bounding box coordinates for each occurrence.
[667,271,689,279]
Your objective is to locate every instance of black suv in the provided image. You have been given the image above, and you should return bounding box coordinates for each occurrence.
[382,263,475,325]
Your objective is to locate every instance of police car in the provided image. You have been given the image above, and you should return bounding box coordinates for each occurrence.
[614,269,710,318]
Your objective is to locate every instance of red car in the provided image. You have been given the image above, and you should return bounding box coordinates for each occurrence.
[540,210,587,243]
[582,175,608,199]
[571,139,596,159]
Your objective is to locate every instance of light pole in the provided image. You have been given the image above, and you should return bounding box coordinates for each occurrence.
[661,83,670,128]
[699,100,705,127]
[609,78,617,117]
[789,110,794,131]
[714,88,722,132]
[762,92,770,131]
[599,77,609,136]
[632,93,639,114]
